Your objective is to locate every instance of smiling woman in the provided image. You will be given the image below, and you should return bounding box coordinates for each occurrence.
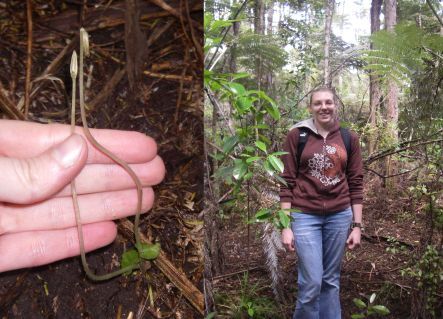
[280,86,364,318]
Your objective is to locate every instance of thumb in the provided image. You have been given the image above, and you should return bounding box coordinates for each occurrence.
[0,134,87,204]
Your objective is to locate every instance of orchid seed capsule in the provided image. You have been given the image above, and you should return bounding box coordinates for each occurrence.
[70,50,78,78]
[80,28,90,57]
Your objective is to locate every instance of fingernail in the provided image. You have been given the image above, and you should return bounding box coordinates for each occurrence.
[52,135,84,168]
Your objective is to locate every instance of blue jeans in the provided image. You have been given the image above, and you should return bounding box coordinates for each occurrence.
[291,207,352,319]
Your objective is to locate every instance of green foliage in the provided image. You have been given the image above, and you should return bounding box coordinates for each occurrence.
[235,32,288,74]
[401,245,443,318]
[121,243,160,275]
[385,236,408,255]
[214,273,281,318]
[362,22,443,85]
[351,293,391,318]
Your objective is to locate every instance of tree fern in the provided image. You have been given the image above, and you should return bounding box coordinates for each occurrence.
[235,32,288,75]
[362,22,443,85]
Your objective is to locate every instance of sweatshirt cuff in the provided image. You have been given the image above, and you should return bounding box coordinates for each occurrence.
[350,198,363,205]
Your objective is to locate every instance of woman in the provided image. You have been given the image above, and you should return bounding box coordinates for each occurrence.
[280,87,363,319]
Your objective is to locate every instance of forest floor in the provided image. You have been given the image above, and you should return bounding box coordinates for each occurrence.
[0,1,203,318]
[212,175,441,319]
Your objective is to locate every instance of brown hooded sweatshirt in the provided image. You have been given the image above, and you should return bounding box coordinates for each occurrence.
[279,118,363,214]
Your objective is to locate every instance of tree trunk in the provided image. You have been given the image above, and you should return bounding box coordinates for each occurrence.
[368,0,382,154]
[266,2,274,35]
[323,0,335,87]
[254,0,265,89]
[384,0,399,144]
[229,19,240,74]
[384,0,399,181]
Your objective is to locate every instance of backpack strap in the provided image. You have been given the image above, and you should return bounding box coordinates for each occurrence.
[339,127,352,169]
[296,127,309,177]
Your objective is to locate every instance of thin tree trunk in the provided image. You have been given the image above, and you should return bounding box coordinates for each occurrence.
[368,0,382,154]
[384,0,399,144]
[384,0,399,180]
[254,0,265,89]
[267,2,274,35]
[324,0,335,87]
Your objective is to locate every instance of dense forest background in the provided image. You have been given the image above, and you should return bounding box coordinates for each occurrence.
[204,0,442,318]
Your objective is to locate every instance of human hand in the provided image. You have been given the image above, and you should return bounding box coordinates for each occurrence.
[346,227,361,249]
[0,120,165,273]
[281,228,295,251]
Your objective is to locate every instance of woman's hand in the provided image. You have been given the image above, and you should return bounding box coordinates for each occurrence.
[346,227,361,249]
[0,120,165,273]
[281,228,295,251]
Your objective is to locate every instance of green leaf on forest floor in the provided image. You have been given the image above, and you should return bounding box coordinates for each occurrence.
[372,305,390,315]
[353,298,367,309]
[121,249,140,275]
[137,243,161,260]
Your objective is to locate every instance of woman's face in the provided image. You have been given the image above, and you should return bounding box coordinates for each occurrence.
[309,91,336,127]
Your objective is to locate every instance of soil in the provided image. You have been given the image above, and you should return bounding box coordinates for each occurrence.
[0,1,203,318]
[212,175,442,319]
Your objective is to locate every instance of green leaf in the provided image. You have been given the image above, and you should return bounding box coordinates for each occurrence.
[263,160,274,176]
[226,82,246,95]
[270,151,288,156]
[278,210,290,229]
[222,135,239,154]
[121,249,140,274]
[235,96,253,113]
[372,305,390,315]
[136,243,161,260]
[351,314,365,319]
[247,307,254,317]
[353,298,367,309]
[369,293,376,304]
[264,103,280,121]
[268,155,284,173]
[255,209,271,220]
[255,141,267,153]
[233,160,247,180]
[246,156,261,163]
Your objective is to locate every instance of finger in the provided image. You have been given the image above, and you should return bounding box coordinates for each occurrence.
[55,156,165,197]
[0,134,87,204]
[1,188,154,234]
[0,120,157,164]
[0,221,116,273]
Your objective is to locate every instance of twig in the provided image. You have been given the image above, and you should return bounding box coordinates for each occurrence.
[212,266,262,281]
[148,0,202,31]
[24,0,33,118]
[16,34,78,112]
[94,46,193,82]
[426,0,443,27]
[88,68,126,113]
[206,0,249,68]
[0,85,25,120]
[365,136,443,165]
[364,166,420,179]
[184,0,203,63]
